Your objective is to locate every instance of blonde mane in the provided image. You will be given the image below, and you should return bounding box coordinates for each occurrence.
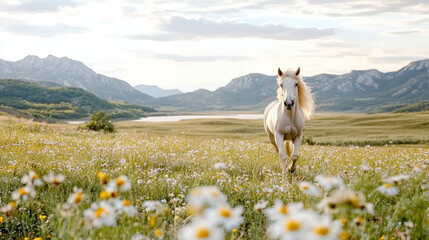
[276,68,315,120]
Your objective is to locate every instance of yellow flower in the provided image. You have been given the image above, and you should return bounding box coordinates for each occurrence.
[39,215,47,220]
[97,172,109,185]
[155,228,163,237]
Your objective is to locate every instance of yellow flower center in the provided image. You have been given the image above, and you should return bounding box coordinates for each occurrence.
[95,208,106,218]
[302,185,310,190]
[384,183,391,188]
[74,193,83,203]
[348,195,360,207]
[196,227,210,238]
[116,177,125,187]
[9,202,16,208]
[19,188,28,196]
[32,174,39,179]
[100,190,110,200]
[148,216,157,227]
[285,219,301,231]
[210,190,219,197]
[52,178,61,185]
[155,228,163,237]
[123,199,131,206]
[339,231,349,240]
[313,226,330,236]
[111,191,119,198]
[219,207,231,218]
[279,206,288,215]
[97,172,109,184]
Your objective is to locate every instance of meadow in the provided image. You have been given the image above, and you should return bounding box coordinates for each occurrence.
[0,112,428,239]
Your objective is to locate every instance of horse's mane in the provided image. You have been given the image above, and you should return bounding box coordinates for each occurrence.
[277,68,315,120]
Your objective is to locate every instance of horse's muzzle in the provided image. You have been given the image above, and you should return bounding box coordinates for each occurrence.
[284,100,294,110]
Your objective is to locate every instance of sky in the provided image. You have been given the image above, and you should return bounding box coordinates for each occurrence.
[0,0,428,92]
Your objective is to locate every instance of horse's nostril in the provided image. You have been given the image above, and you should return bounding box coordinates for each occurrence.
[291,100,295,106]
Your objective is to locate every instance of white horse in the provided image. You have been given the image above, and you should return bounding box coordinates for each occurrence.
[264,67,315,176]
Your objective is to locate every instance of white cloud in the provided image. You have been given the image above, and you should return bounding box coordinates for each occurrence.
[127,16,335,41]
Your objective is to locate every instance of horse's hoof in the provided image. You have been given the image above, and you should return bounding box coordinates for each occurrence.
[288,166,296,173]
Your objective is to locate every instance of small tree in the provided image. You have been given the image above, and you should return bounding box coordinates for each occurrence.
[85,111,115,133]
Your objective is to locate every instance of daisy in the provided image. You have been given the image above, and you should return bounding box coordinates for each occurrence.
[97,172,110,185]
[115,199,138,216]
[0,202,16,216]
[179,221,224,240]
[213,162,227,170]
[108,175,131,192]
[11,186,36,202]
[264,200,304,222]
[42,172,65,186]
[314,175,345,191]
[67,187,84,205]
[142,200,166,215]
[268,211,311,240]
[131,234,150,240]
[21,170,43,186]
[298,182,319,196]
[187,186,228,208]
[377,183,399,196]
[308,214,342,240]
[205,205,243,231]
[254,200,268,213]
[383,174,410,184]
[83,201,116,228]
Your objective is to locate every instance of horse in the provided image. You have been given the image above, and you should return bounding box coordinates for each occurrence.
[263,67,315,177]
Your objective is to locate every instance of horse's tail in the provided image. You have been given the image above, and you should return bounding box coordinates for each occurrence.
[285,141,294,158]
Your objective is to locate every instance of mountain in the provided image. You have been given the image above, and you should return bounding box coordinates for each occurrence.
[149,59,429,112]
[0,79,156,122]
[134,84,183,98]
[0,55,154,104]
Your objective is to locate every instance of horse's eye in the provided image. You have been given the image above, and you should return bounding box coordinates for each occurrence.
[280,84,283,87]
[295,83,298,87]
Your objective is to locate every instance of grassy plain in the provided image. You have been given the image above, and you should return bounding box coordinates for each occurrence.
[118,111,429,146]
[0,112,428,239]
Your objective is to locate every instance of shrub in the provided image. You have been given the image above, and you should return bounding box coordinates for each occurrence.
[84,111,115,133]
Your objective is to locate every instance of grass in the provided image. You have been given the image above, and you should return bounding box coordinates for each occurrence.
[0,113,428,239]
[118,111,429,146]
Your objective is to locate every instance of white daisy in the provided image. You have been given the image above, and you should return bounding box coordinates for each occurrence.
[11,186,36,202]
[213,162,227,170]
[42,172,65,186]
[108,175,131,192]
[187,186,228,208]
[83,201,116,228]
[66,187,84,205]
[21,170,43,186]
[307,214,342,240]
[253,200,268,212]
[179,221,224,240]
[383,174,410,184]
[314,175,345,191]
[264,200,304,222]
[115,199,138,216]
[377,183,399,196]
[268,211,312,240]
[205,205,243,231]
[298,182,320,196]
[142,200,166,215]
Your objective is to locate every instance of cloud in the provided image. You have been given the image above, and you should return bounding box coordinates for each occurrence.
[127,16,335,41]
[388,30,420,35]
[0,18,88,38]
[153,54,249,62]
[0,0,79,13]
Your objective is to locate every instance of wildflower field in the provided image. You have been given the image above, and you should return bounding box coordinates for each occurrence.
[0,114,428,239]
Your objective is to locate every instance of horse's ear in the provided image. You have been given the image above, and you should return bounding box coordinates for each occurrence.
[295,67,300,76]
[278,68,283,77]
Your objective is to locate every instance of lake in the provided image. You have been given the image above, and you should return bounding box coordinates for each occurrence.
[133,114,263,122]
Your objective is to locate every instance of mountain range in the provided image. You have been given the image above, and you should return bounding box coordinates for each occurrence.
[134,84,182,98]
[0,55,153,104]
[0,55,428,112]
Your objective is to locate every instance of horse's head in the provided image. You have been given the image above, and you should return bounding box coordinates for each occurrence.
[277,67,301,110]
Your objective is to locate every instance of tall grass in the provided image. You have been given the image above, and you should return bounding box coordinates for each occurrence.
[0,116,428,239]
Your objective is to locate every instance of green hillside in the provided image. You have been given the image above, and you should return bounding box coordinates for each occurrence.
[0,79,156,122]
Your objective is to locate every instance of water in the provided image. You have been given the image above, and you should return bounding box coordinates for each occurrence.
[134,114,263,122]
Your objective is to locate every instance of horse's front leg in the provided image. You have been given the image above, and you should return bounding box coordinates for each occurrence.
[274,133,288,175]
[289,132,303,173]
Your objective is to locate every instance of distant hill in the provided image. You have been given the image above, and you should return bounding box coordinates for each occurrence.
[148,59,429,112]
[0,55,154,104]
[0,79,156,122]
[134,84,182,98]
